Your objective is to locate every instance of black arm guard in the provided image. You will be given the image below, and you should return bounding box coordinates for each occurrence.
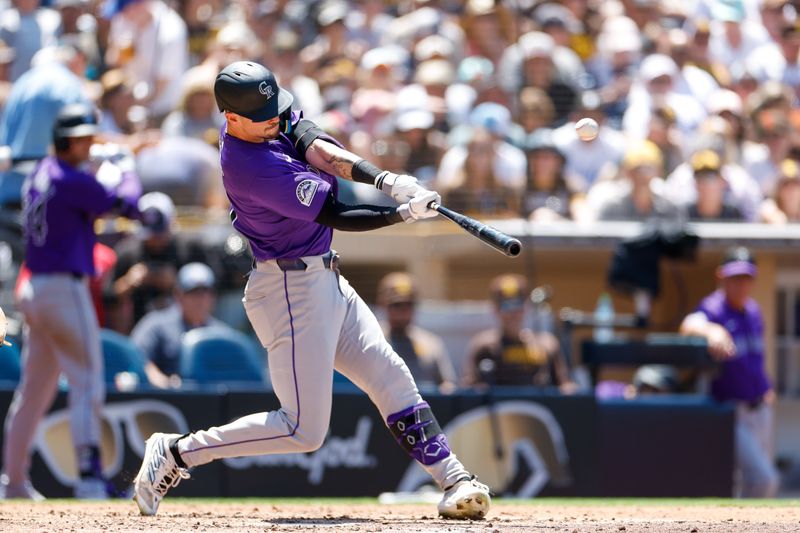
[314,193,403,231]
[289,119,328,156]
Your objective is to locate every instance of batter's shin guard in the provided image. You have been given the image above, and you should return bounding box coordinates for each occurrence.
[387,402,451,466]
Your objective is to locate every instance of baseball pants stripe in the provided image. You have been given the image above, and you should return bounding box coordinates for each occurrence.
[178,255,468,489]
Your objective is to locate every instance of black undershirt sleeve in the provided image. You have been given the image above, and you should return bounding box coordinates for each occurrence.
[314,193,403,231]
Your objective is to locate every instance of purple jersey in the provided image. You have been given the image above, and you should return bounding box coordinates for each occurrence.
[23,156,140,276]
[219,123,338,260]
[696,289,771,403]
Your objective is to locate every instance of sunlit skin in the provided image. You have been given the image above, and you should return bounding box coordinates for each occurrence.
[225,112,280,143]
[718,273,754,312]
[57,135,94,167]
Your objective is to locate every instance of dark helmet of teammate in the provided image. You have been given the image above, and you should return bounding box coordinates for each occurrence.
[214,61,294,123]
[53,103,100,150]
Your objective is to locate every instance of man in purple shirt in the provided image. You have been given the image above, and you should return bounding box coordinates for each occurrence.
[1,103,140,500]
[133,61,491,520]
[680,247,779,497]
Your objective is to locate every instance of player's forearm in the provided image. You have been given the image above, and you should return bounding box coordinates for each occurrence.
[305,139,361,180]
[315,195,404,231]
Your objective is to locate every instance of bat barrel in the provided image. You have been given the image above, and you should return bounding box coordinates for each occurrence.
[430,202,522,258]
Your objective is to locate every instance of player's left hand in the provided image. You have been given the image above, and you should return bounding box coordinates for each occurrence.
[377,172,428,203]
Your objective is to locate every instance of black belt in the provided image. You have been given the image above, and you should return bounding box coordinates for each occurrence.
[276,251,343,295]
[275,251,339,272]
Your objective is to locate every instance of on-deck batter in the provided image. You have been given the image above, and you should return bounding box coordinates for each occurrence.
[132,61,491,519]
[1,103,141,499]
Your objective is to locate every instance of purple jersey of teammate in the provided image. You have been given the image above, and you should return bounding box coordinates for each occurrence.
[695,289,771,403]
[219,117,339,260]
[23,156,140,276]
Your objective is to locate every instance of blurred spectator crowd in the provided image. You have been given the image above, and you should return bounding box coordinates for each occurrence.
[0,0,799,390]
[1,0,800,223]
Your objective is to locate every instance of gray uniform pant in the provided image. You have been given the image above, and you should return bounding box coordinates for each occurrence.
[178,254,468,489]
[735,402,780,498]
[3,274,104,484]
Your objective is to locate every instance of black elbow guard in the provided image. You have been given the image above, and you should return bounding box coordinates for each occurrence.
[290,119,327,155]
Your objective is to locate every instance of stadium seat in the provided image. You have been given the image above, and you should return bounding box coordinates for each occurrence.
[179,327,266,386]
[100,328,148,388]
[0,340,21,384]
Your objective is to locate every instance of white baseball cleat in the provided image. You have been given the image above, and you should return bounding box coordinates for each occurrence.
[132,433,190,516]
[0,474,45,501]
[438,475,491,520]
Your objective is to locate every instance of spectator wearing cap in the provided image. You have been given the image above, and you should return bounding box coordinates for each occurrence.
[533,2,587,92]
[759,159,800,223]
[743,108,793,197]
[622,54,706,143]
[663,28,719,106]
[511,31,578,124]
[464,274,575,392]
[664,134,762,221]
[551,90,626,190]
[686,150,744,221]
[393,107,446,184]
[589,139,681,222]
[268,29,324,121]
[436,126,523,218]
[743,17,800,88]
[131,262,229,389]
[680,247,779,498]
[299,0,359,79]
[350,46,407,136]
[104,0,188,120]
[0,0,60,81]
[0,44,90,163]
[98,69,135,136]
[646,105,683,177]
[112,192,215,330]
[461,0,515,64]
[522,129,585,222]
[161,66,221,141]
[707,0,770,80]
[376,272,457,394]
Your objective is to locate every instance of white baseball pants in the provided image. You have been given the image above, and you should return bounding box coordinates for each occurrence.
[3,274,104,484]
[178,254,468,489]
[735,403,780,498]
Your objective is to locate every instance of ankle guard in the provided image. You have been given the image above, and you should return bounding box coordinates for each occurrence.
[387,402,451,466]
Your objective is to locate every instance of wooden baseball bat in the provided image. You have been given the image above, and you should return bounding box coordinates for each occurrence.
[429,202,522,257]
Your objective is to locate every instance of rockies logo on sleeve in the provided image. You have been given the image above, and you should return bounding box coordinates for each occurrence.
[296,179,319,207]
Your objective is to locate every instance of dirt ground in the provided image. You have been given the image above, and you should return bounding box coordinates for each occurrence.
[1,500,799,533]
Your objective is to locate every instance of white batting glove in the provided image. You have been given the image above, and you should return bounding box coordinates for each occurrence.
[398,189,440,223]
[375,172,428,203]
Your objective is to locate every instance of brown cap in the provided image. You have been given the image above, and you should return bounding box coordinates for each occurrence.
[690,149,722,174]
[489,274,529,311]
[377,272,417,306]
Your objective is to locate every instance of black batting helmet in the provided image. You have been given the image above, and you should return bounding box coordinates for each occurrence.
[214,61,294,123]
[53,103,100,150]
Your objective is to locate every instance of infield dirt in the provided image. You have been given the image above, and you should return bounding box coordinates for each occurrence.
[0,500,799,532]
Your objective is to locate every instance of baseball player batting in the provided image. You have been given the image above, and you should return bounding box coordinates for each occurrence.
[2,103,141,499]
[132,61,491,519]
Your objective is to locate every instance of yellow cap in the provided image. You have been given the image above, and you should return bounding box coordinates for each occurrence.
[690,150,722,174]
[623,140,663,170]
[377,272,417,306]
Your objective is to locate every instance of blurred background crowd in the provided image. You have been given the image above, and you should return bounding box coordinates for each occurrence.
[0,0,798,392]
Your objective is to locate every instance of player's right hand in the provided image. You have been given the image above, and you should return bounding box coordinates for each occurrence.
[707,325,736,361]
